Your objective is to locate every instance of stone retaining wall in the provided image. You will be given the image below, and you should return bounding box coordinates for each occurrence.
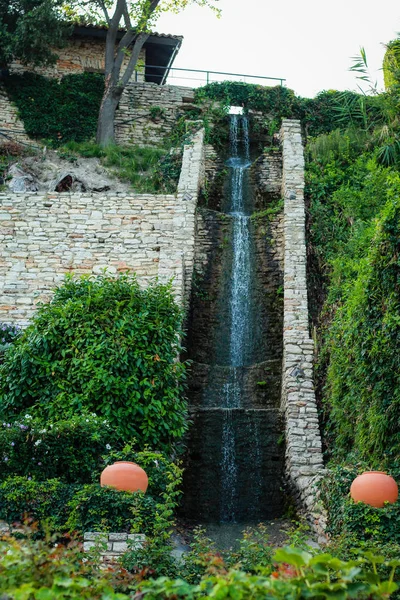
[84,532,145,563]
[0,85,31,146]
[0,129,204,323]
[115,82,196,146]
[280,119,326,538]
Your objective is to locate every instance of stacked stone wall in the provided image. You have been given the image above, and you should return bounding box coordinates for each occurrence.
[0,129,204,323]
[84,532,145,563]
[0,85,31,146]
[10,38,145,81]
[280,119,325,538]
[115,82,196,146]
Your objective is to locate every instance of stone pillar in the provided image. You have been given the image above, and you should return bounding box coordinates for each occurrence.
[280,119,326,538]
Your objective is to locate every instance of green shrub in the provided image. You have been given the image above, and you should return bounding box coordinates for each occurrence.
[0,477,76,531]
[0,413,118,483]
[0,476,172,535]
[0,274,188,450]
[135,547,400,599]
[320,463,400,544]
[64,483,158,534]
[0,532,133,598]
[4,72,104,145]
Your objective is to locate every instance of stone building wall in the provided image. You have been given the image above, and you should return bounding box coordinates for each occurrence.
[115,82,196,146]
[280,119,326,539]
[10,38,145,80]
[0,85,31,146]
[0,129,204,323]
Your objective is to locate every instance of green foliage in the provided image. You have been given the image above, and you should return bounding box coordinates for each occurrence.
[59,140,181,193]
[64,484,158,535]
[195,82,299,121]
[251,198,284,222]
[320,464,400,544]
[0,274,188,450]
[135,546,399,599]
[383,39,400,90]
[0,0,68,68]
[4,72,104,145]
[0,477,76,532]
[0,452,182,535]
[0,413,117,483]
[324,191,400,461]
[0,531,132,599]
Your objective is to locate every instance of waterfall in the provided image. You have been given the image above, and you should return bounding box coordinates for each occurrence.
[220,115,253,522]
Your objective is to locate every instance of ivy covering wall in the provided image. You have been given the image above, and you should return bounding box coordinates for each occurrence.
[4,72,104,145]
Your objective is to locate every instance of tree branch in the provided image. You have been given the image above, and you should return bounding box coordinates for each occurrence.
[104,0,126,77]
[97,0,111,26]
[120,32,149,89]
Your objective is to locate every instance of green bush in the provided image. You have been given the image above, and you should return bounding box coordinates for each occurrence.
[0,274,188,450]
[0,476,173,535]
[0,413,118,483]
[320,463,400,544]
[0,477,76,531]
[0,532,133,598]
[4,72,104,145]
[135,547,400,599]
[64,483,158,535]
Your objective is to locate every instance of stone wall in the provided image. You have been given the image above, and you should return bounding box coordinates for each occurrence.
[0,85,31,146]
[280,119,325,538]
[0,129,204,323]
[115,82,196,146]
[84,532,145,564]
[10,38,145,81]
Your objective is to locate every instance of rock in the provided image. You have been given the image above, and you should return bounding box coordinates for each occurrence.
[7,164,38,192]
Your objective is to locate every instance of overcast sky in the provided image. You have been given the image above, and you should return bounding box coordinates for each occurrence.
[157,0,400,98]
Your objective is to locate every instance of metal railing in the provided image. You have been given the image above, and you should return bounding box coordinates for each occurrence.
[135,65,286,88]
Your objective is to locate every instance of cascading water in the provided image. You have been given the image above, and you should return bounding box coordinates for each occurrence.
[220,115,254,522]
[183,112,284,527]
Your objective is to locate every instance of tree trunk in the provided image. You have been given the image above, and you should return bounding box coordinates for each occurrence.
[96,85,122,147]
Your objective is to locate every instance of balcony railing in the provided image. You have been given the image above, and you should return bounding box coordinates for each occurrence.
[136,65,286,88]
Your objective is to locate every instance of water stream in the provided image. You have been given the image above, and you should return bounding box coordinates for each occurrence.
[220,115,254,522]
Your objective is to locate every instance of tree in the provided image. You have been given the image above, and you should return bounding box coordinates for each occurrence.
[89,0,220,146]
[0,0,68,71]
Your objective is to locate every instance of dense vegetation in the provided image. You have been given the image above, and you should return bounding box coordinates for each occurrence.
[305,42,400,543]
[0,274,186,543]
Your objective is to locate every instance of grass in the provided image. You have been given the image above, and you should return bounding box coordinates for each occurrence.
[58,141,181,194]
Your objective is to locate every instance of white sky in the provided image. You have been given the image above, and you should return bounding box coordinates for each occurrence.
[157,0,400,98]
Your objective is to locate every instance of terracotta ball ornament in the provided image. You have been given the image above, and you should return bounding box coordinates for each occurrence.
[350,471,398,508]
[100,461,148,493]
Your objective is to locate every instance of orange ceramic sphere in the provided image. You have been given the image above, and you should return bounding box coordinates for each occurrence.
[100,461,148,493]
[350,471,398,508]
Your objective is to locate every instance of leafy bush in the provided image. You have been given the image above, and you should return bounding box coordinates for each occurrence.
[0,413,118,483]
[0,531,133,599]
[0,274,188,450]
[320,463,400,544]
[135,547,400,599]
[0,473,181,536]
[64,484,158,535]
[0,477,76,532]
[4,72,104,145]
